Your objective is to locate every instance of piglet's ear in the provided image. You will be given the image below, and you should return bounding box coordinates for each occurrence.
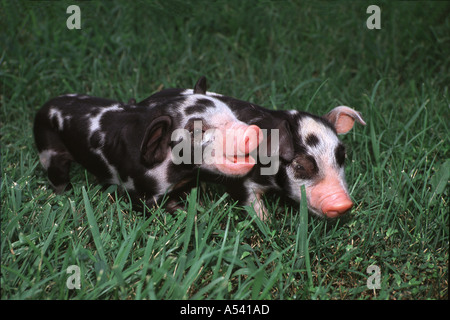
[266,119,294,161]
[193,76,207,94]
[278,120,295,161]
[324,106,366,135]
[140,116,173,167]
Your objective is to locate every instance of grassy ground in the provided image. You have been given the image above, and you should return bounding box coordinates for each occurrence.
[1,1,448,300]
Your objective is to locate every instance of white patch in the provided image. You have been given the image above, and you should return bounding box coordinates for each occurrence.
[299,117,331,140]
[180,89,223,97]
[39,149,58,170]
[48,107,75,131]
[88,104,122,138]
[181,89,193,95]
[285,170,314,202]
[49,108,65,130]
[145,153,173,195]
[244,180,270,196]
[298,117,340,163]
[173,94,243,140]
[122,176,135,191]
[86,104,123,182]
[91,147,120,185]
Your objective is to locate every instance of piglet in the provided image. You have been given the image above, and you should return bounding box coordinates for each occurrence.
[33,79,263,211]
[215,93,366,219]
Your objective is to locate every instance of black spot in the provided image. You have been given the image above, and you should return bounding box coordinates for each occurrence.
[335,144,346,167]
[184,99,215,115]
[305,133,320,147]
[185,105,206,115]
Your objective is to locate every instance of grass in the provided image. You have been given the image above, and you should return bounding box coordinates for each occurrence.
[1,0,448,300]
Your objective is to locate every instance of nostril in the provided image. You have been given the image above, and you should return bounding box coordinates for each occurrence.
[322,199,353,218]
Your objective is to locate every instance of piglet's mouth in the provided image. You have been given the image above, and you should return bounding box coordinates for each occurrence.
[215,154,256,176]
[214,124,263,176]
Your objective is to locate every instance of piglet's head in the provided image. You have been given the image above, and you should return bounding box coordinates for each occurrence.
[141,77,263,177]
[282,106,366,218]
[187,77,263,176]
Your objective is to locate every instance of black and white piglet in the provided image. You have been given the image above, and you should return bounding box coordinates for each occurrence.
[33,79,262,210]
[153,77,366,219]
[223,99,366,219]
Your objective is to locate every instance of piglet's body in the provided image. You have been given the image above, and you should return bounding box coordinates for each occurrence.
[34,79,262,210]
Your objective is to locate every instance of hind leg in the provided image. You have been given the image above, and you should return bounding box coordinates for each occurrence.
[35,107,76,194]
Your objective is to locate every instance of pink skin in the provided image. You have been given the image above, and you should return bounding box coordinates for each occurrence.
[214,124,263,176]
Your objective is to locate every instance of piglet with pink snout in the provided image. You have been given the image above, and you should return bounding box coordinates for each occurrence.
[206,84,367,220]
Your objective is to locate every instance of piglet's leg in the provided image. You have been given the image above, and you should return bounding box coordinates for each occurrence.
[246,191,269,221]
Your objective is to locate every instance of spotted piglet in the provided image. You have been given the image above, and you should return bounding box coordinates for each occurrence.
[33,79,263,211]
[215,93,366,219]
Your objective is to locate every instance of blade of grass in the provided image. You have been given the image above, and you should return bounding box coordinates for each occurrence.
[135,235,156,299]
[112,227,138,274]
[298,185,313,292]
[304,79,328,111]
[181,187,197,257]
[82,187,107,264]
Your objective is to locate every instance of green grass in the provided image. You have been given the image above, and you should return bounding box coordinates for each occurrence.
[1,0,448,300]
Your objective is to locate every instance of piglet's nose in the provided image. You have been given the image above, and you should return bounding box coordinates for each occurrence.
[239,125,263,154]
[321,196,353,218]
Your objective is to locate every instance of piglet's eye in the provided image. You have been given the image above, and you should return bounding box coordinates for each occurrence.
[292,155,318,180]
[293,161,304,171]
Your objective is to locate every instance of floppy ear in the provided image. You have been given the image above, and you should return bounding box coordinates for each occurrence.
[277,120,295,161]
[193,76,207,94]
[140,115,173,167]
[324,106,366,134]
[266,119,294,161]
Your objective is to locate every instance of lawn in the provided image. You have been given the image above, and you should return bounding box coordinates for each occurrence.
[1,0,448,300]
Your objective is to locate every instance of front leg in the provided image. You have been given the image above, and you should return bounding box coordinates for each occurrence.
[245,190,269,221]
[227,180,270,221]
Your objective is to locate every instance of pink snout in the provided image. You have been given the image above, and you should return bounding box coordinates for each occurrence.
[308,180,353,218]
[321,194,353,218]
